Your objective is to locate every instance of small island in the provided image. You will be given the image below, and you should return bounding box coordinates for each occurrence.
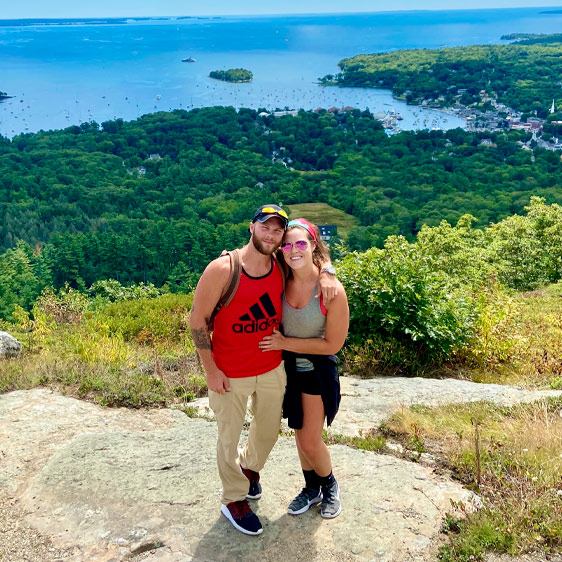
[209,68,253,83]
[0,91,11,101]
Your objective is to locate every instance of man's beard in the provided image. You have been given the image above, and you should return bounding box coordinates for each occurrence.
[252,235,280,255]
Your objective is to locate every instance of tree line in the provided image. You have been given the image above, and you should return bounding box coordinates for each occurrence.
[1,106,561,303]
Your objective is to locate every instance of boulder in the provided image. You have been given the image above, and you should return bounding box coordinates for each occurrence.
[0,331,22,358]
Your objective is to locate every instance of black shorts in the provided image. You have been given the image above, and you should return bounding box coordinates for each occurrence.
[299,368,321,395]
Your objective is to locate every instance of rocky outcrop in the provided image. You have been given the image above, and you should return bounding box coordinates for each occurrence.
[0,331,22,358]
[1,388,480,562]
[1,378,560,561]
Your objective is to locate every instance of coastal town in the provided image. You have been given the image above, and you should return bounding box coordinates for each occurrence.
[288,91,562,152]
[427,93,562,150]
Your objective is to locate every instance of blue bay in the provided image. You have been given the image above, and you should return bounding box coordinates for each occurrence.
[2,8,562,137]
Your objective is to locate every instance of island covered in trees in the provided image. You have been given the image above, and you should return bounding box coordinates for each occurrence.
[209,68,253,83]
[319,34,562,116]
[0,91,10,100]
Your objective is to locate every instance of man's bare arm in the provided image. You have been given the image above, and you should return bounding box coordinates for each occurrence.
[191,326,212,350]
[189,257,231,394]
[317,259,338,304]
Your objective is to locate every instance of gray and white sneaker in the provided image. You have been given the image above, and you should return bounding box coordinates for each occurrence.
[287,487,323,515]
[321,481,341,519]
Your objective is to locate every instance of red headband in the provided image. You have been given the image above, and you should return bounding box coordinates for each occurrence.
[287,218,317,242]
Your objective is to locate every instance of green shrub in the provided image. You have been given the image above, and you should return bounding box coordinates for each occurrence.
[87,293,193,344]
[338,236,477,369]
[416,214,492,290]
[88,279,161,302]
[36,285,90,323]
[486,197,562,291]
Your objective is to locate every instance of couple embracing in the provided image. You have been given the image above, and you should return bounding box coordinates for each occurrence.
[190,204,349,536]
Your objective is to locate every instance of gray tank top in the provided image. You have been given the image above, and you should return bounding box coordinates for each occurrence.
[282,285,326,372]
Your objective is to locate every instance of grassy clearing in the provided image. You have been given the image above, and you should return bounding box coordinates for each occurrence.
[0,292,206,408]
[286,202,359,239]
[378,398,562,560]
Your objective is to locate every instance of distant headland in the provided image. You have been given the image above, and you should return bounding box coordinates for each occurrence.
[209,68,253,83]
[319,34,562,116]
[0,91,11,101]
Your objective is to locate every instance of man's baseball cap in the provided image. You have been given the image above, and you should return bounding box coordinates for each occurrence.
[252,204,289,228]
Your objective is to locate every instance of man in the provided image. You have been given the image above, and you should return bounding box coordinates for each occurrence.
[190,204,337,536]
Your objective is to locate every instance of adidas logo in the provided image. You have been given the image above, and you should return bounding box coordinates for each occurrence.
[233,293,279,334]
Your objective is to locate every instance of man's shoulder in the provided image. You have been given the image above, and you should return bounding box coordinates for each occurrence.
[201,254,232,285]
[211,253,234,270]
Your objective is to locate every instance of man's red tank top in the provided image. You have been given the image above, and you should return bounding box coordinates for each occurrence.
[212,257,283,378]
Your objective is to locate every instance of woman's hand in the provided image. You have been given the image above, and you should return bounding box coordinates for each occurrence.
[259,327,286,351]
[318,271,338,304]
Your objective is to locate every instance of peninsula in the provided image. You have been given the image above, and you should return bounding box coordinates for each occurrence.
[319,34,562,117]
[209,68,253,83]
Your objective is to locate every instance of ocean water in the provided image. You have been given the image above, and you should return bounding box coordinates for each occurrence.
[1,8,562,137]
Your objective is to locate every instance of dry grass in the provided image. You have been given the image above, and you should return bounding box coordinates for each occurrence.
[438,283,562,390]
[383,399,562,559]
[0,339,205,408]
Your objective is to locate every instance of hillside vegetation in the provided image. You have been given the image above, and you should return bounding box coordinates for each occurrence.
[2,107,562,296]
[3,196,562,382]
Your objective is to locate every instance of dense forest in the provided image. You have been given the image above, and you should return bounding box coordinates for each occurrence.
[1,106,562,298]
[320,35,562,115]
[209,68,253,82]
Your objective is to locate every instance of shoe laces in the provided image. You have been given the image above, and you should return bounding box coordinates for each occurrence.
[229,500,252,519]
[323,483,338,500]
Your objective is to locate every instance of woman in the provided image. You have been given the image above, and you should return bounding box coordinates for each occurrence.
[259,218,349,519]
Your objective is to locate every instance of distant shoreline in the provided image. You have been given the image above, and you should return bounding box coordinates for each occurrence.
[0,16,221,27]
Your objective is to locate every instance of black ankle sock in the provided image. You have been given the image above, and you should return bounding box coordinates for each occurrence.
[303,469,320,490]
[318,471,336,489]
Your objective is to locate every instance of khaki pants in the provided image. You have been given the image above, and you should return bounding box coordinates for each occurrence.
[209,362,286,505]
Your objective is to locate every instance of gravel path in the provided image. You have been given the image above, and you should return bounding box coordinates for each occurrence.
[0,494,74,561]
